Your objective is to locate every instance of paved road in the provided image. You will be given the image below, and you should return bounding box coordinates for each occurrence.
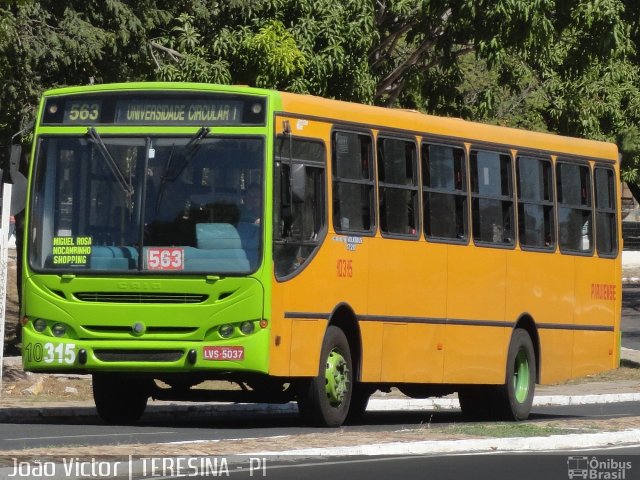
[215,449,640,480]
[36,447,630,480]
[1,401,639,451]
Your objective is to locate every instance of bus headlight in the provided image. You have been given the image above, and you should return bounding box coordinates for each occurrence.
[33,319,47,332]
[219,324,234,338]
[240,321,255,335]
[52,323,67,337]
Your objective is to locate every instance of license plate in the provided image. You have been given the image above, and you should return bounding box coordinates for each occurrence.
[203,346,244,361]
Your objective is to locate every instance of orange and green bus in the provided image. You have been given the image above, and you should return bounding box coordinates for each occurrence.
[20,83,621,426]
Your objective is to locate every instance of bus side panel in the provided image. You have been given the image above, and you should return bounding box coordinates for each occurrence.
[269,274,292,377]
[403,323,445,383]
[538,330,574,384]
[359,321,383,382]
[572,256,618,377]
[614,245,622,366]
[290,319,328,375]
[270,238,351,378]
[443,325,509,384]
[380,323,408,382]
[368,238,446,383]
[444,245,508,384]
[507,251,575,384]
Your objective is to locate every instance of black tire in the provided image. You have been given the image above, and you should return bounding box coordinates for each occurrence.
[344,383,373,424]
[297,326,353,427]
[495,328,536,420]
[458,385,498,420]
[92,374,151,425]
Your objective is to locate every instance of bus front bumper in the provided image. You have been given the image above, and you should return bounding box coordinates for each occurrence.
[21,327,270,374]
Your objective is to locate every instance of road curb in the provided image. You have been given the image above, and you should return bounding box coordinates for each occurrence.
[247,429,640,457]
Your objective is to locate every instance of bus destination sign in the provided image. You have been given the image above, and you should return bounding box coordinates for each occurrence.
[114,99,244,125]
[44,93,266,126]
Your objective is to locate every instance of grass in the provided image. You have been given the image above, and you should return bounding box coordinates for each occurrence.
[436,422,578,438]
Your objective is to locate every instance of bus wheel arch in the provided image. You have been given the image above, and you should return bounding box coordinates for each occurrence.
[459,318,539,421]
[327,303,362,380]
[296,324,354,426]
[327,303,373,424]
[514,313,541,383]
[296,303,365,427]
[491,323,538,421]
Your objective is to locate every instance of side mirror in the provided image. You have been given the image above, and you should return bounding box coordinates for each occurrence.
[8,144,26,215]
[291,163,306,203]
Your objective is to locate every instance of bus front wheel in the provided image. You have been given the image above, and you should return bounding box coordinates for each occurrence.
[297,326,353,427]
[92,373,151,425]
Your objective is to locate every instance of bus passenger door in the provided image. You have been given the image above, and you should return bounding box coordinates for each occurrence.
[269,117,334,377]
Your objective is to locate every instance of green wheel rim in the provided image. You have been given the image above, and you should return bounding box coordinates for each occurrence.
[513,349,530,403]
[325,348,350,407]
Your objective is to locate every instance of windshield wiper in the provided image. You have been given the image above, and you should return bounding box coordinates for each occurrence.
[87,128,134,197]
[166,126,210,182]
[156,127,210,212]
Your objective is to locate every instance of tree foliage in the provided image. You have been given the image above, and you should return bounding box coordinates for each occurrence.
[2,0,640,191]
[0,0,172,149]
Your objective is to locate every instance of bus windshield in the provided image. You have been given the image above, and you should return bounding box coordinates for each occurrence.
[29,135,264,274]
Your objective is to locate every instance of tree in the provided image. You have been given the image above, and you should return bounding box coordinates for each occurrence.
[0,1,172,161]
[2,0,640,196]
[150,0,376,101]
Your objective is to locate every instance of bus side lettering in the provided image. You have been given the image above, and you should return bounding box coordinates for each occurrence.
[591,283,616,301]
[337,259,353,278]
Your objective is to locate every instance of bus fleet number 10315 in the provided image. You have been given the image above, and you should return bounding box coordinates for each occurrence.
[23,342,77,365]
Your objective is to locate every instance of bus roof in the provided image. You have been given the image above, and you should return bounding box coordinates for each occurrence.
[39,82,618,162]
[40,82,275,98]
[277,90,619,162]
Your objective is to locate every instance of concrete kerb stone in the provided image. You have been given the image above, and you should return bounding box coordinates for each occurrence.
[621,347,640,368]
[0,427,638,480]
[246,429,640,457]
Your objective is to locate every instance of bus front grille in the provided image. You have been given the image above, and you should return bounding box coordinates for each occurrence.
[94,349,184,362]
[74,292,208,304]
[83,326,198,335]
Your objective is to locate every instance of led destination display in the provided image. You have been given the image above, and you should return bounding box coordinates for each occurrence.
[114,99,243,124]
[42,92,266,126]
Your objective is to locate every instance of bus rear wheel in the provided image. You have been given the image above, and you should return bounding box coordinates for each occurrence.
[459,328,536,421]
[92,373,151,425]
[297,326,353,427]
[496,328,536,420]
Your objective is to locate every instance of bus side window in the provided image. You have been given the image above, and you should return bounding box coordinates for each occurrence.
[274,137,326,279]
[423,142,468,242]
[332,131,375,234]
[594,166,617,257]
[517,156,555,250]
[557,162,593,254]
[377,136,419,237]
[470,149,514,246]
